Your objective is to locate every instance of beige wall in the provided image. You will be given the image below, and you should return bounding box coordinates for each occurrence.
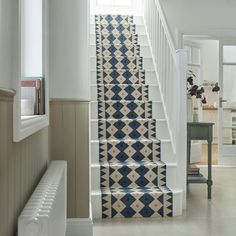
[0,89,49,236]
[50,100,90,218]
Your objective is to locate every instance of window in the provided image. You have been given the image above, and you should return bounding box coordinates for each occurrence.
[21,0,45,117]
[13,0,48,142]
[97,0,132,7]
[223,46,236,63]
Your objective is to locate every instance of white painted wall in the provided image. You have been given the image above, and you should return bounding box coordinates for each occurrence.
[199,40,219,83]
[0,0,16,89]
[160,0,236,46]
[91,0,143,16]
[48,0,90,99]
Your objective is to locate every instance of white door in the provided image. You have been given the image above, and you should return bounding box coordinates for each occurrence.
[219,41,236,165]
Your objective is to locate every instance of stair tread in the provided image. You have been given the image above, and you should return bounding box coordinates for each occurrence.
[92,84,158,87]
[93,100,161,103]
[92,162,177,167]
[92,138,169,143]
[90,31,146,36]
[98,84,148,87]
[96,56,143,59]
[101,186,172,193]
[97,100,154,102]
[96,42,140,46]
[91,69,154,72]
[99,138,161,142]
[92,187,182,195]
[100,160,166,167]
[92,42,144,46]
[96,68,145,71]
[93,118,165,121]
[95,22,134,26]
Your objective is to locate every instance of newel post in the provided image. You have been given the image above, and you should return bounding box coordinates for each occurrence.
[176,49,188,209]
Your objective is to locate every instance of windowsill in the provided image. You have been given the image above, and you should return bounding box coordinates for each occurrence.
[14,111,49,142]
[15,114,48,142]
[21,114,48,131]
[21,114,45,123]
[21,115,38,120]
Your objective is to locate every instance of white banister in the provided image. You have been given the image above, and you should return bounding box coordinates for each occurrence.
[142,0,188,204]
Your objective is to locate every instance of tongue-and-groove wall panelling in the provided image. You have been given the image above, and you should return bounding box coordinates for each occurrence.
[0,89,49,236]
[50,100,90,218]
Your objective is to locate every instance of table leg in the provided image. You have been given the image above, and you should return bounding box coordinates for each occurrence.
[187,139,191,185]
[207,140,213,199]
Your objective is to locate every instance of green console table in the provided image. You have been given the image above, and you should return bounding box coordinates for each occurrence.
[187,122,214,199]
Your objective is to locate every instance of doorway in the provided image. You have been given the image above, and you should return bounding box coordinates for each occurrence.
[219,42,236,165]
[184,37,220,165]
[184,37,236,166]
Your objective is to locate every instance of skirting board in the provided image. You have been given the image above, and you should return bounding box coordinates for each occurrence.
[66,218,93,236]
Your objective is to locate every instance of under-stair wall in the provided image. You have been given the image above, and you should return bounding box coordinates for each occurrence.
[0,89,49,236]
[50,100,90,218]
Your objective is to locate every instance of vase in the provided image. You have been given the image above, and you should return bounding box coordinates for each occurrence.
[187,96,193,122]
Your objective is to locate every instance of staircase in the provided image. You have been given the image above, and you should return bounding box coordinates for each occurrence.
[90,14,183,219]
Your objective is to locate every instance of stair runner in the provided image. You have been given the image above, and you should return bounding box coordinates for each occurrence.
[95,14,173,218]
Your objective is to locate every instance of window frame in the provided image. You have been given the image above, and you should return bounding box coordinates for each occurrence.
[13,0,49,142]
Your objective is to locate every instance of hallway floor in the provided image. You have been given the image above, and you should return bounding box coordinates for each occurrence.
[93,167,236,236]
[201,144,218,165]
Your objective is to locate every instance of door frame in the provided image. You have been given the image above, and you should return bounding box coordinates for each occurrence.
[218,39,236,165]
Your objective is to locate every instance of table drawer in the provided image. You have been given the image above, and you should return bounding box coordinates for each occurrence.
[188,126,211,140]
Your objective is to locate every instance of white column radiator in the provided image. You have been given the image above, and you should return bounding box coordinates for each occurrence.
[18,161,67,236]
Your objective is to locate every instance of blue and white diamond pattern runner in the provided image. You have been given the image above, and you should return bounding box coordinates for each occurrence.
[97,84,148,101]
[95,14,173,218]
[97,56,143,70]
[98,119,156,139]
[96,15,134,25]
[96,33,139,46]
[96,43,141,57]
[97,69,145,85]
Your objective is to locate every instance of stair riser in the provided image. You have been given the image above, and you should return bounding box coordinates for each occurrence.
[91,85,161,102]
[97,119,156,140]
[90,45,151,57]
[90,70,157,85]
[90,34,148,46]
[90,24,146,35]
[90,120,169,140]
[90,15,144,26]
[90,140,175,165]
[100,163,167,189]
[91,190,182,219]
[96,84,149,101]
[90,57,154,70]
[92,164,177,192]
[90,101,165,120]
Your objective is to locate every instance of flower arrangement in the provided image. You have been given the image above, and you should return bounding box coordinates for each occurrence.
[187,70,220,104]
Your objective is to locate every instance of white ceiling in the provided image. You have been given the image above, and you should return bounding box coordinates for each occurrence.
[160,0,236,40]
